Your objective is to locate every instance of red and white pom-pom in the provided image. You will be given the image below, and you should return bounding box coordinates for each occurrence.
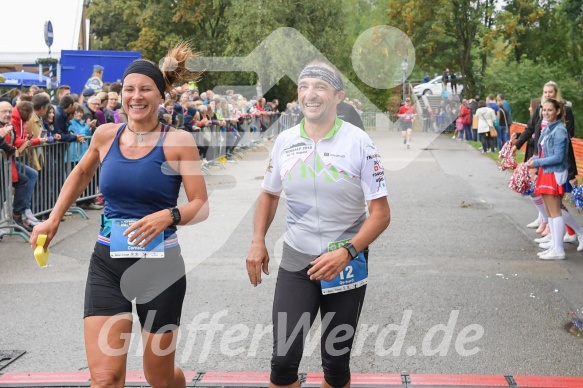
[499,140,517,171]
[509,162,532,194]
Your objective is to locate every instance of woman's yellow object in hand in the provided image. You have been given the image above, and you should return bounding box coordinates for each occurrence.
[34,234,50,267]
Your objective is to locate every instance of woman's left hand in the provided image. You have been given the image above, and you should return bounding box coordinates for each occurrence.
[123,210,172,247]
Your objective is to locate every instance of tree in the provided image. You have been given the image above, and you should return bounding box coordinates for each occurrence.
[483,58,583,136]
[559,0,583,76]
[386,0,494,98]
[496,0,544,63]
[86,0,141,51]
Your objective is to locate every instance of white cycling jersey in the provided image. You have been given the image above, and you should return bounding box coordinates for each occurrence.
[263,117,388,256]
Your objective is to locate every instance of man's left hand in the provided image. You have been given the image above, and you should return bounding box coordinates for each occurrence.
[307,249,351,281]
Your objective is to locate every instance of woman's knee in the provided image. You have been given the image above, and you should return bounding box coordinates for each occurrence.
[89,368,125,388]
[143,369,175,388]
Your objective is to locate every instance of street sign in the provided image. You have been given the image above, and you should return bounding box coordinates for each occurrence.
[44,20,54,48]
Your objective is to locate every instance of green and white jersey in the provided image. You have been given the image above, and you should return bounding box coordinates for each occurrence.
[263,117,388,257]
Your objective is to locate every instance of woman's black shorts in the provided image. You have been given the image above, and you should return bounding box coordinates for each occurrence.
[84,242,186,333]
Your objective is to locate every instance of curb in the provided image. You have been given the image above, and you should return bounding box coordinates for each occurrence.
[1,371,582,387]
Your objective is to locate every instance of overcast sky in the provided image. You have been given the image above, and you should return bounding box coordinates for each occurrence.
[1,0,83,63]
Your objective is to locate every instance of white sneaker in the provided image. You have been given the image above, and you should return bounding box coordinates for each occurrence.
[538,249,565,260]
[526,218,541,228]
[21,213,41,226]
[452,135,456,139]
[537,248,552,257]
[539,241,552,249]
[534,234,552,243]
[577,235,583,252]
[24,209,40,223]
[564,233,578,243]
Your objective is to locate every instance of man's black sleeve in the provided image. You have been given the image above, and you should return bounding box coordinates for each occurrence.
[515,107,538,150]
[54,113,77,142]
[0,136,16,156]
[337,102,365,130]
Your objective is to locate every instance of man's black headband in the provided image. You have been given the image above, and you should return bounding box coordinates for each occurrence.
[122,60,166,97]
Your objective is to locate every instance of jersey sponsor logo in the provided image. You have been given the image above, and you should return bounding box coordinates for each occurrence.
[284,142,312,157]
[324,152,345,158]
[366,153,381,160]
[266,157,273,173]
[284,141,309,152]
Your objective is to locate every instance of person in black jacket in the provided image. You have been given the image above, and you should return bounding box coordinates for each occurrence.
[296,101,365,130]
[54,95,85,143]
[511,81,576,179]
[511,81,582,247]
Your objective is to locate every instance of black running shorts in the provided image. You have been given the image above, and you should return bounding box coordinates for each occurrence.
[84,242,186,333]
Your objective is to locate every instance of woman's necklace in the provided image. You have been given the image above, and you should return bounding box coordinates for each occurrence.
[127,121,160,143]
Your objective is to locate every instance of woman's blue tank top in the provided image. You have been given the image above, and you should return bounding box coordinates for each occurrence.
[99,124,182,238]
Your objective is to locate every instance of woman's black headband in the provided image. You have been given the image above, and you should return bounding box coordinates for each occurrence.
[122,60,165,97]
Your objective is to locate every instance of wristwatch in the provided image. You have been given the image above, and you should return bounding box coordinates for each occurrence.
[342,242,359,260]
[169,207,181,226]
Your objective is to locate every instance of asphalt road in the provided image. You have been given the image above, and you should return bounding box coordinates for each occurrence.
[1,130,582,377]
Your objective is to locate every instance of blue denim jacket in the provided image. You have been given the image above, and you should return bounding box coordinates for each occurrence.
[531,121,569,173]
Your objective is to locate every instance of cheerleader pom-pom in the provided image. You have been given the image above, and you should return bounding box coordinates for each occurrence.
[499,140,513,159]
[524,180,535,196]
[570,185,583,210]
[498,141,517,171]
[509,163,532,194]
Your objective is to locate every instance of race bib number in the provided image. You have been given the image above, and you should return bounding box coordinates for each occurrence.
[321,239,368,295]
[110,219,164,258]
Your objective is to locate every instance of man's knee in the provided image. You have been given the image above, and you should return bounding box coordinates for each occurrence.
[322,359,351,388]
[15,172,28,187]
[270,354,300,386]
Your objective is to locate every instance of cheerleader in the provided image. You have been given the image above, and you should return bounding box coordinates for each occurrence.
[527,99,570,260]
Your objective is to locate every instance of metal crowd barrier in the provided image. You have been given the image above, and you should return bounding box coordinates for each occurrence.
[1,151,31,241]
[1,139,103,241]
[362,112,408,131]
[361,112,376,130]
[187,113,299,176]
[275,113,299,134]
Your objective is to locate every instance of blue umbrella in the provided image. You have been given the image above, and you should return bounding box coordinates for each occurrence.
[0,71,53,87]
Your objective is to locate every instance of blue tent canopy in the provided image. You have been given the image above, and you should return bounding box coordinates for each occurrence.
[0,71,55,88]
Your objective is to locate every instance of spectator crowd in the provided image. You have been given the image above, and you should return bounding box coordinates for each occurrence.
[1,81,301,237]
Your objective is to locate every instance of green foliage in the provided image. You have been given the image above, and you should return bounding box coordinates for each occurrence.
[86,0,141,51]
[483,58,583,136]
[84,0,581,121]
[35,58,59,66]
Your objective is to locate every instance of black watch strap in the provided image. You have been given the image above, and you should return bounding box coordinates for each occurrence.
[169,207,181,226]
[342,242,359,260]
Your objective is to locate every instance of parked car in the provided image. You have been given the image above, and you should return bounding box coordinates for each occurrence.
[413,75,464,96]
